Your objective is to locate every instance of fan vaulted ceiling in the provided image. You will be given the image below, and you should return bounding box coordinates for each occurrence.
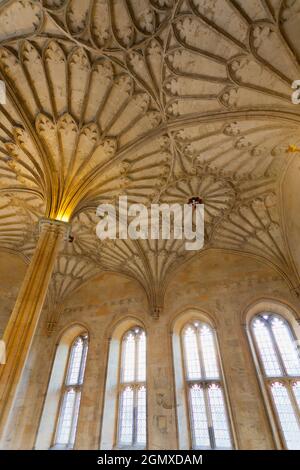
[0,0,300,328]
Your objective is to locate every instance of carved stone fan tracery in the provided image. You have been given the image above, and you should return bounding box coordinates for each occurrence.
[0,0,299,326]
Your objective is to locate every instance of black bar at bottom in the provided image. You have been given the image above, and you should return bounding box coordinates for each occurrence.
[0,450,299,466]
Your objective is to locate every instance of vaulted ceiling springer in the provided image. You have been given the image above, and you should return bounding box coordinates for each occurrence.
[0,0,300,326]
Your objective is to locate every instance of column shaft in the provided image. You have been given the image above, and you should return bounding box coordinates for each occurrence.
[0,219,68,438]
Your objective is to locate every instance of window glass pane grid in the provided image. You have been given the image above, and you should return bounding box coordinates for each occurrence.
[252,313,300,449]
[189,384,210,448]
[184,326,201,380]
[56,388,77,446]
[69,391,82,447]
[292,381,300,411]
[119,386,134,445]
[118,327,147,448]
[270,381,300,450]
[137,332,146,382]
[121,333,135,383]
[183,322,232,450]
[78,338,88,385]
[208,384,232,449]
[55,334,88,448]
[199,326,220,379]
[136,386,147,445]
[252,318,282,377]
[66,337,84,386]
[271,317,300,376]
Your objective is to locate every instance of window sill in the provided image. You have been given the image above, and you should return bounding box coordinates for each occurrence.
[49,444,74,450]
[114,445,146,451]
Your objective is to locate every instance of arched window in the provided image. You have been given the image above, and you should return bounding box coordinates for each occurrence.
[53,333,88,449]
[117,327,146,448]
[250,313,300,449]
[182,321,233,449]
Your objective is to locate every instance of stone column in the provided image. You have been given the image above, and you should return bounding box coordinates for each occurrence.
[0,218,69,439]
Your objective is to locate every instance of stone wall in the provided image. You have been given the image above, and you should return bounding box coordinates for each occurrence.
[1,250,300,449]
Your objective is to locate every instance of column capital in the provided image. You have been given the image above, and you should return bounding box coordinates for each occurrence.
[39,218,71,239]
[151,305,162,319]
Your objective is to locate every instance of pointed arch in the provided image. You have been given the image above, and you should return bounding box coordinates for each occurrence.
[35,324,89,450]
[245,300,300,449]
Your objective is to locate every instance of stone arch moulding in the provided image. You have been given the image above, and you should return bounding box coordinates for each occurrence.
[243,299,300,449]
[242,298,300,329]
[35,323,89,450]
[165,247,300,314]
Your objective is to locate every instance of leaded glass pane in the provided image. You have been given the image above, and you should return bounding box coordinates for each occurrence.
[270,382,300,449]
[200,325,219,379]
[122,332,135,383]
[56,389,77,445]
[137,331,146,382]
[137,386,147,445]
[55,334,88,448]
[184,326,201,380]
[293,381,300,411]
[183,322,232,450]
[189,384,210,448]
[69,391,81,446]
[271,317,300,376]
[208,384,232,449]
[66,337,84,385]
[78,337,88,384]
[252,318,282,377]
[119,386,134,445]
[118,327,147,447]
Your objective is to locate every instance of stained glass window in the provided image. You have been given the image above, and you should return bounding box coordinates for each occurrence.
[182,322,233,449]
[117,327,146,448]
[54,334,88,448]
[251,313,300,449]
